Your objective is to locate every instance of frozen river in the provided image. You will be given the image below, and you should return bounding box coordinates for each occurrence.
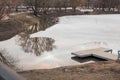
[0,14,120,70]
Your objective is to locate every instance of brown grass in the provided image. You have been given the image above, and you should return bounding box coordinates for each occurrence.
[19,61,120,80]
[0,13,39,41]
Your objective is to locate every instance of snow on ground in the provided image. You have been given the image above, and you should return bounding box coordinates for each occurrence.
[31,14,120,53]
[0,14,120,70]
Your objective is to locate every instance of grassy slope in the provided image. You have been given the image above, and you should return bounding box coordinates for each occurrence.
[19,61,120,80]
[0,13,39,41]
[0,13,57,41]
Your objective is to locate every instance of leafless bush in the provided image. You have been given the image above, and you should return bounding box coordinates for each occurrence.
[0,0,9,20]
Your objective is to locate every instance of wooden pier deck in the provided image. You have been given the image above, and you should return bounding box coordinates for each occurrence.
[72,47,117,60]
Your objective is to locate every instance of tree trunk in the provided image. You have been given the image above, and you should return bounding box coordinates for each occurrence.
[72,7,76,14]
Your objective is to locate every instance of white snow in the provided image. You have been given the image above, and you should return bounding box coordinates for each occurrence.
[0,14,120,70]
[31,14,120,53]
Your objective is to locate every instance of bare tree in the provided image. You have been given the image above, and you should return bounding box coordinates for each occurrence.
[80,0,88,8]
[70,0,81,13]
[0,0,10,20]
[0,0,23,20]
[93,0,120,13]
[24,0,52,16]
[9,0,24,12]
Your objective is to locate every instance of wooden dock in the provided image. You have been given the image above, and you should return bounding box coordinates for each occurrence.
[72,47,117,60]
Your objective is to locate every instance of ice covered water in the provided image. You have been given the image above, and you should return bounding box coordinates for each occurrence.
[0,14,120,70]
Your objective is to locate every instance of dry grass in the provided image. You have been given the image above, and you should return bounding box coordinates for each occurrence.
[0,13,58,41]
[0,13,39,41]
[19,61,120,80]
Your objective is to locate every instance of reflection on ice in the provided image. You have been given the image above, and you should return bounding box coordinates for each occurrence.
[16,33,56,56]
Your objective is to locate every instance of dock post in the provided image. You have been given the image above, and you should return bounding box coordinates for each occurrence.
[118,50,120,60]
[110,49,112,54]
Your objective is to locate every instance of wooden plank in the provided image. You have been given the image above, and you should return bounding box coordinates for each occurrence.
[72,47,117,60]
[93,52,117,60]
[72,53,92,57]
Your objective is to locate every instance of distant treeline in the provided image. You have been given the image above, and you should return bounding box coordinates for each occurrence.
[24,0,120,15]
[0,0,120,18]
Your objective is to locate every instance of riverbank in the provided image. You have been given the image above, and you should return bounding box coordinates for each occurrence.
[19,60,120,80]
[0,13,45,41]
